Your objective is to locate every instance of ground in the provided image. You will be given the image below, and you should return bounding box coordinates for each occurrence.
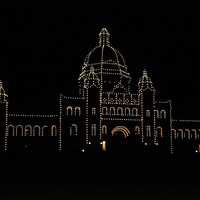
[1,153,200,199]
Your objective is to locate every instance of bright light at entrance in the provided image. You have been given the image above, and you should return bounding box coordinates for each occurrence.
[101,141,106,151]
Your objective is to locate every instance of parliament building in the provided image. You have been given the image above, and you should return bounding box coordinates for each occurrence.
[0,28,200,154]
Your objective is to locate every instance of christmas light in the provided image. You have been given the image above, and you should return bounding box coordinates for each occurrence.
[0,28,199,154]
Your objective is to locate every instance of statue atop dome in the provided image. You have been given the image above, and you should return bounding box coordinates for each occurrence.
[99,28,110,46]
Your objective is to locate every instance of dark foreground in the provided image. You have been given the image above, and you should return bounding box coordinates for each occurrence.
[1,152,200,199]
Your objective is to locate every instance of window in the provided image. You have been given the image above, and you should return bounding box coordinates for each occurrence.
[146,110,150,117]
[91,124,96,136]
[70,124,78,136]
[41,125,48,136]
[92,107,96,115]
[184,129,190,140]
[69,127,72,136]
[51,125,57,137]
[160,110,166,119]
[198,129,200,139]
[177,129,183,139]
[8,125,15,136]
[110,107,115,115]
[132,108,138,116]
[117,107,123,116]
[156,126,163,138]
[24,125,32,136]
[154,110,159,118]
[192,129,197,140]
[102,125,107,135]
[66,106,73,116]
[102,107,107,115]
[125,107,131,116]
[146,126,151,137]
[16,125,23,136]
[75,107,81,116]
[171,129,177,139]
[33,125,41,137]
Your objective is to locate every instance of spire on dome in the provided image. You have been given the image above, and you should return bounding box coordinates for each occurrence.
[99,28,110,46]
[142,69,149,80]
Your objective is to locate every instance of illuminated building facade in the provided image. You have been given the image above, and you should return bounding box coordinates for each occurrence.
[1,28,200,154]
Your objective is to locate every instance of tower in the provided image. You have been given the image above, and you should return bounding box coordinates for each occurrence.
[138,69,156,147]
[0,80,8,151]
[83,67,101,150]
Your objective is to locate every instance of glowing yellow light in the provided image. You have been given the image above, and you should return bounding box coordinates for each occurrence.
[102,141,106,151]
[3,28,199,155]
[111,126,130,138]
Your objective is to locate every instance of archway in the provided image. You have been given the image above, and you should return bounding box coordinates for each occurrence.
[111,126,130,151]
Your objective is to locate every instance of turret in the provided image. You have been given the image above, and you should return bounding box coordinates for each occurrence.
[84,67,100,89]
[0,80,8,103]
[138,69,154,91]
[138,69,156,146]
[0,80,8,151]
[83,67,101,150]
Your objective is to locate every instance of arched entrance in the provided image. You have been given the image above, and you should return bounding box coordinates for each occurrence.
[111,126,130,151]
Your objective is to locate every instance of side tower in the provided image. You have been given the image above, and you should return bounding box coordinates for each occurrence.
[83,67,101,149]
[0,80,8,152]
[138,69,156,148]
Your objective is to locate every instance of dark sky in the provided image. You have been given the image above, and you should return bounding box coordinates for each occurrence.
[0,6,200,119]
[1,3,200,199]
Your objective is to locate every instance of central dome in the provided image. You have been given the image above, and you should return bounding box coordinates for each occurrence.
[82,28,126,70]
[84,45,126,66]
[79,28,131,93]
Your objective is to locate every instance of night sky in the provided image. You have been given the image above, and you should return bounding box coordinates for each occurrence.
[1,6,200,119]
[1,4,200,199]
